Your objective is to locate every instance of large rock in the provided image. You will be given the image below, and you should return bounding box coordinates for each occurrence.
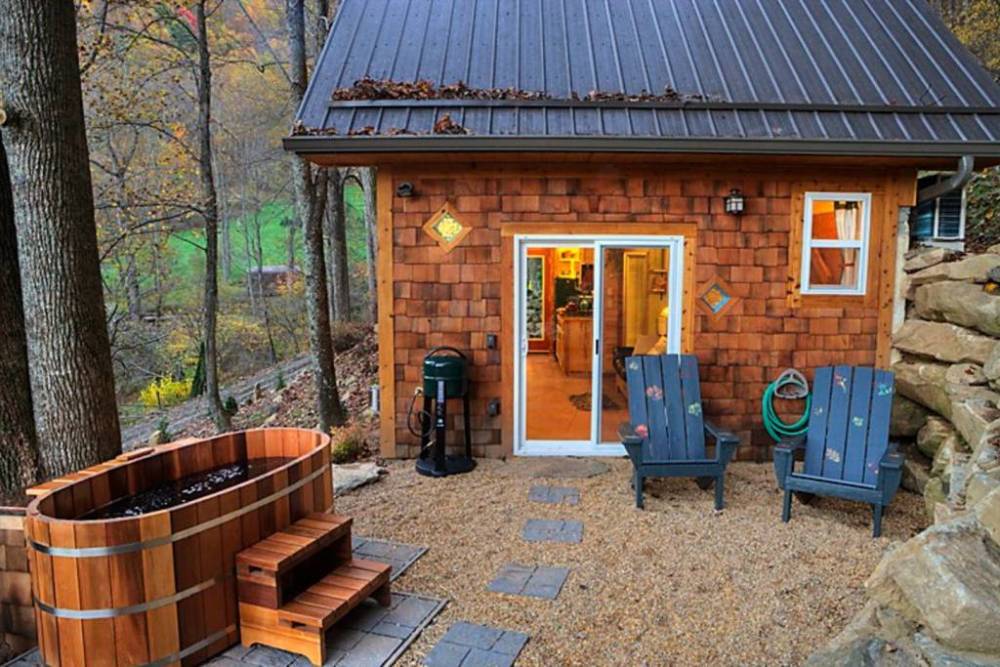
[923,476,948,519]
[974,485,1000,546]
[985,345,1000,392]
[332,462,385,493]
[913,281,1000,337]
[967,471,1000,509]
[904,247,957,273]
[950,398,1000,451]
[891,395,930,438]
[945,362,988,386]
[893,361,1000,435]
[902,456,931,495]
[892,320,996,365]
[917,416,957,459]
[867,516,1000,654]
[907,253,1000,293]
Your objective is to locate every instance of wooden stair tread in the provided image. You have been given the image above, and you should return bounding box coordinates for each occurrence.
[237,513,352,573]
[276,558,391,630]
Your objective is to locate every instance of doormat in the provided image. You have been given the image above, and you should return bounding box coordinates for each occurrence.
[568,392,619,411]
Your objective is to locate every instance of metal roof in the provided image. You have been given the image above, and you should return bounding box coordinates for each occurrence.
[286,0,1000,158]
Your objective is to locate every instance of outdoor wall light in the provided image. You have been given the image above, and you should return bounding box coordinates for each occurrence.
[724,188,745,215]
[396,181,415,198]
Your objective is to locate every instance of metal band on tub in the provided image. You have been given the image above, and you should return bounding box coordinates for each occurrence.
[27,463,329,557]
[33,573,230,619]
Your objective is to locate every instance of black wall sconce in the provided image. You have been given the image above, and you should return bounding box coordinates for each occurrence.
[723,188,745,215]
[395,181,415,198]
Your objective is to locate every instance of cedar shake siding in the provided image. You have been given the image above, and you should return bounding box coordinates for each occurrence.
[382,162,915,461]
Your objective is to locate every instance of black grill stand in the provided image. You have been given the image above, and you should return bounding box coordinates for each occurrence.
[415,378,476,477]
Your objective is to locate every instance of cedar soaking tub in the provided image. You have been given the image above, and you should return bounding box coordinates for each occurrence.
[24,428,332,667]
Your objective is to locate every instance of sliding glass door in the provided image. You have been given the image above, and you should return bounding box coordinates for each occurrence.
[515,235,684,456]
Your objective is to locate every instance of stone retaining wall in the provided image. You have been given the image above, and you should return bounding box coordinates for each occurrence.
[810,247,1000,665]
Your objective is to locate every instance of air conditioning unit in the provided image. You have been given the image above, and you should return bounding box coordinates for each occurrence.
[911,173,966,248]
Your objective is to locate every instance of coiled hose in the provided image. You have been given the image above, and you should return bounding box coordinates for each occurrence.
[762,370,812,442]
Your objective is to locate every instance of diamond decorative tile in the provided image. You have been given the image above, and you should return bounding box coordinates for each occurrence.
[422,202,471,253]
[696,275,739,319]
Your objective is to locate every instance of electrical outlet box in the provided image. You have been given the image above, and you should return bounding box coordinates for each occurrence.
[486,333,498,349]
[487,398,501,417]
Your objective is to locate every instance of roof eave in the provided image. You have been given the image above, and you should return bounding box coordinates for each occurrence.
[282,135,1000,159]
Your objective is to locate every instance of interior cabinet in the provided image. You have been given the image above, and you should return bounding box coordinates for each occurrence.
[555,309,593,375]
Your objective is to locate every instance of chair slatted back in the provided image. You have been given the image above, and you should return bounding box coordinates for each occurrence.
[625,354,706,462]
[804,366,895,486]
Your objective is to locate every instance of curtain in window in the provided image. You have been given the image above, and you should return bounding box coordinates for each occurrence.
[835,202,858,285]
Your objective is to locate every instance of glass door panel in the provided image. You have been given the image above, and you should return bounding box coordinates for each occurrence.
[522,245,594,444]
[595,244,675,444]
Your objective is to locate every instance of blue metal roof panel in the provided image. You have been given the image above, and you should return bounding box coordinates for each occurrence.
[293,0,1000,157]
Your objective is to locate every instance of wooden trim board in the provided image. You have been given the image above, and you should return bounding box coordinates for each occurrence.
[376,168,396,459]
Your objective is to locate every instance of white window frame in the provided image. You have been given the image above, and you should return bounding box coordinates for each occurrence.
[932,185,966,241]
[800,192,872,296]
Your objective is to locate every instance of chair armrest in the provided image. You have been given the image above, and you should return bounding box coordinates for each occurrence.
[773,435,806,490]
[618,422,644,446]
[877,442,905,503]
[619,422,644,466]
[704,420,739,465]
[879,442,903,470]
[775,434,806,452]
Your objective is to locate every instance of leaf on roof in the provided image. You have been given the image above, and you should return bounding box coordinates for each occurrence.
[432,114,468,135]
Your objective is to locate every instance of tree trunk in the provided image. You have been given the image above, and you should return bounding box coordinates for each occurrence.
[287,0,345,432]
[194,0,230,431]
[360,167,378,322]
[326,169,351,322]
[0,1,122,477]
[0,138,40,500]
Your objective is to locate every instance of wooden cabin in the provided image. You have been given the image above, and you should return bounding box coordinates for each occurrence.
[285,0,1000,461]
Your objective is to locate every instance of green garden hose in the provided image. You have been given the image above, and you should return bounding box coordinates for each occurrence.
[762,372,812,442]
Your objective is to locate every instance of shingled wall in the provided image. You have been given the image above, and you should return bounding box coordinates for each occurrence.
[385,163,915,461]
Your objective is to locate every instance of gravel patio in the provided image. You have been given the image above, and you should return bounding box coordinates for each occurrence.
[335,458,926,666]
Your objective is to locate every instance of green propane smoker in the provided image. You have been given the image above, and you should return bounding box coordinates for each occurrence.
[407,347,476,477]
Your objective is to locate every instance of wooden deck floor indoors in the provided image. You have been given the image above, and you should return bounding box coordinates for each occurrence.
[524,354,626,444]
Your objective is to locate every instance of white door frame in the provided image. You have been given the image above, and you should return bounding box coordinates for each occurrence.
[513,234,685,457]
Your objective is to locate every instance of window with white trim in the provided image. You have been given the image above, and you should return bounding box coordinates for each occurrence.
[800,192,871,296]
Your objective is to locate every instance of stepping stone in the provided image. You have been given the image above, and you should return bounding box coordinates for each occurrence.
[487,563,570,600]
[204,591,445,667]
[521,518,583,544]
[352,536,428,581]
[424,622,529,667]
[528,485,580,505]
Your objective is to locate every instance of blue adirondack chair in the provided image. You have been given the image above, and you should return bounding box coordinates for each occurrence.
[619,354,740,510]
[773,365,903,537]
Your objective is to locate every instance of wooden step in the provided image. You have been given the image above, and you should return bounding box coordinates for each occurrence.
[237,512,351,577]
[276,558,391,630]
[236,512,353,608]
[238,558,391,666]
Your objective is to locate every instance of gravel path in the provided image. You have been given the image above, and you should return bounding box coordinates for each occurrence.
[335,459,926,666]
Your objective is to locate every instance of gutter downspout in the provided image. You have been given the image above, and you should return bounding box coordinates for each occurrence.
[916,155,975,204]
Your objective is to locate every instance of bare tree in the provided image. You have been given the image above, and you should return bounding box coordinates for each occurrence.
[195,0,231,431]
[0,138,40,499]
[0,0,122,477]
[286,0,345,431]
[326,168,351,322]
[360,167,378,322]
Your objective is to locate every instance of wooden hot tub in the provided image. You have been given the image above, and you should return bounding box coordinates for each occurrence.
[24,428,332,666]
